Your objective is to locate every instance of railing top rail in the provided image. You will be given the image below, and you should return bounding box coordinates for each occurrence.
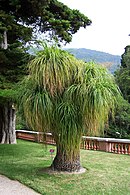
[16,130,130,144]
[82,136,130,144]
[16,130,40,134]
[16,130,53,136]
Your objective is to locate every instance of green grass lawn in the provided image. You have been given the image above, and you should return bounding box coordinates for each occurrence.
[0,139,130,195]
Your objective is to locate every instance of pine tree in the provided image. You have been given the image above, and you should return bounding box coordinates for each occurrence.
[0,0,91,144]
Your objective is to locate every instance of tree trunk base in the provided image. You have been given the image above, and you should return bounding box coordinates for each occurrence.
[51,150,83,173]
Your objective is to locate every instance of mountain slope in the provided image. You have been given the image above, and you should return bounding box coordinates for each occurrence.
[65,48,121,73]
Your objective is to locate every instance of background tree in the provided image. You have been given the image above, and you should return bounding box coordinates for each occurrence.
[0,0,91,144]
[108,45,130,139]
[18,44,120,172]
[105,97,130,139]
[0,0,91,45]
[115,45,130,102]
[0,47,30,143]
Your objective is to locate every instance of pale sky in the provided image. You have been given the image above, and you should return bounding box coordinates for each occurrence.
[59,0,130,56]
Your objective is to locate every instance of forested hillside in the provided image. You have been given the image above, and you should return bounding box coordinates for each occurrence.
[65,48,121,73]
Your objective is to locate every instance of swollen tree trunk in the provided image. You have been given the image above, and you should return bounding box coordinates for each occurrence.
[0,103,16,144]
[51,145,81,172]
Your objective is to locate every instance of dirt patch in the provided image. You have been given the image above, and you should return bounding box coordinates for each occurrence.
[39,166,86,175]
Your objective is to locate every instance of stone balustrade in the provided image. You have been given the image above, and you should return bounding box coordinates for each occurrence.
[16,130,130,155]
[81,136,130,155]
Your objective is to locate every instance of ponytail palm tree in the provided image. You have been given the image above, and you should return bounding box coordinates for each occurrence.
[19,43,120,172]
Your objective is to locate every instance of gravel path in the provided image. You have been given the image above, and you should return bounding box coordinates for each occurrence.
[0,175,41,195]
